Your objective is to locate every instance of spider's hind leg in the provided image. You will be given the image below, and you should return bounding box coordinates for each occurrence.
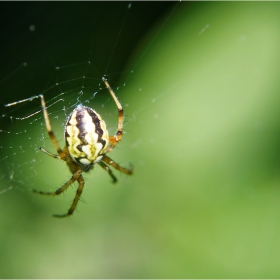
[98,161,117,183]
[33,169,84,218]
[102,155,133,175]
[32,169,82,196]
[53,174,85,218]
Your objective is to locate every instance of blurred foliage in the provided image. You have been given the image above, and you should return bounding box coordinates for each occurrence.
[1,1,280,278]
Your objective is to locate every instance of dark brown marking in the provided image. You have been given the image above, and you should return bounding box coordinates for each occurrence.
[76,105,107,148]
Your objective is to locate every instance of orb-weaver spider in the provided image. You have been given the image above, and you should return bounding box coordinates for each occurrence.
[6,77,133,217]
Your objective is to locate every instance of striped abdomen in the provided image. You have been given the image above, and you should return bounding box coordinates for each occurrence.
[65,104,109,168]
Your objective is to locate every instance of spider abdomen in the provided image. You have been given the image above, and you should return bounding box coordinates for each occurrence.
[65,104,109,166]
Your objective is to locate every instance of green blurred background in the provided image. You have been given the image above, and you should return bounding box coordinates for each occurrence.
[1,1,280,278]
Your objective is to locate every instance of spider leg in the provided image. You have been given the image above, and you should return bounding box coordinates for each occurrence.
[102,77,124,150]
[33,169,84,217]
[53,175,85,218]
[102,154,133,175]
[33,169,81,195]
[98,161,117,183]
[39,94,65,159]
[39,147,61,159]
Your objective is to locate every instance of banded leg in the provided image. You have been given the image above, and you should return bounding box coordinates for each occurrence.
[32,169,82,196]
[39,147,61,159]
[102,77,124,150]
[33,169,83,217]
[5,94,65,159]
[39,94,65,159]
[98,161,117,183]
[54,175,85,218]
[102,155,133,175]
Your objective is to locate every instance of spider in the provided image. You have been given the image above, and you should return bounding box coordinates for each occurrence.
[6,77,133,217]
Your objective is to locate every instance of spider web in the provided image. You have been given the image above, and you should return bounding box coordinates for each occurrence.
[2,2,280,278]
[0,2,179,198]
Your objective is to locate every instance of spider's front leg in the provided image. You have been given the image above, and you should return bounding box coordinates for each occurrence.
[39,147,61,159]
[102,77,124,152]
